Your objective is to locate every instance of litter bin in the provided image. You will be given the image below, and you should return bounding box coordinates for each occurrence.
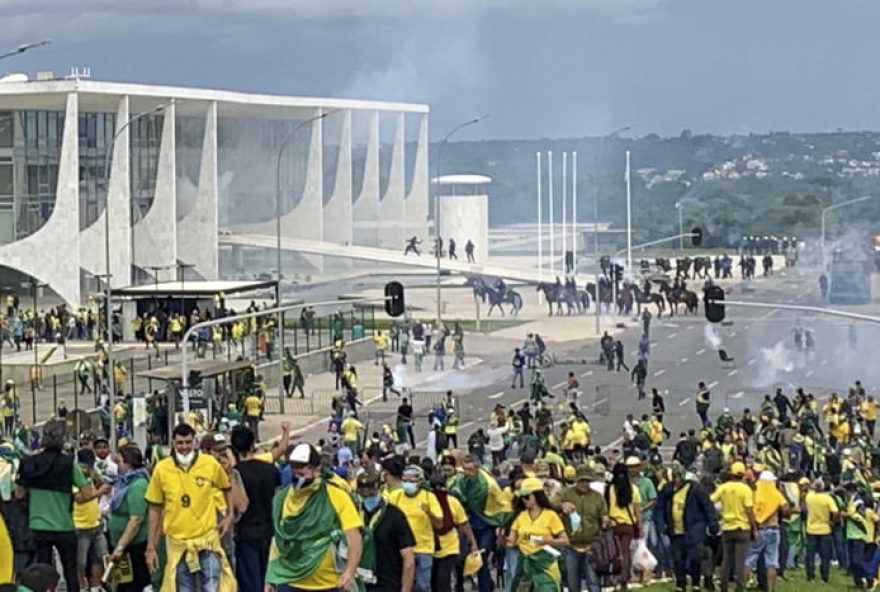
[352,323,364,340]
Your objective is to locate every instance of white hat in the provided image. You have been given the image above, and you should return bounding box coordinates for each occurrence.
[723,407,730,413]
[759,471,777,482]
[289,443,314,464]
[625,456,643,467]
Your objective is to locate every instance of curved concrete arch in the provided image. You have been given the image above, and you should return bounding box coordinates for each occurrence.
[322,110,352,244]
[405,113,429,240]
[134,100,177,272]
[0,92,81,307]
[80,95,131,287]
[352,111,380,246]
[377,112,405,249]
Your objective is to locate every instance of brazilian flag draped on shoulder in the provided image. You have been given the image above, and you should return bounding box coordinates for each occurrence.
[449,468,512,527]
[510,549,559,591]
[266,478,343,586]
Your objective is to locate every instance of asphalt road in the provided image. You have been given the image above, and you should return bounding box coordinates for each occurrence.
[295,264,880,457]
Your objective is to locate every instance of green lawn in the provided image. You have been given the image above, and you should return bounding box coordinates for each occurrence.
[641,567,857,591]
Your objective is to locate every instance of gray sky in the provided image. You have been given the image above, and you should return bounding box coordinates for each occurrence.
[2,0,878,140]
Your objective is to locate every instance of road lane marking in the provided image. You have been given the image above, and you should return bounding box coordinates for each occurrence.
[744,325,750,330]
[820,359,828,366]
[653,369,666,377]
[729,331,737,337]
[489,391,505,399]
[806,370,814,378]
[551,381,566,390]
[747,358,756,366]
[679,397,691,406]
[687,325,694,331]
[728,369,738,377]
[680,357,688,363]
[696,349,706,355]
[732,391,744,399]
[708,381,719,389]
[591,398,607,408]
[667,333,678,339]
[580,370,594,377]
[759,310,777,320]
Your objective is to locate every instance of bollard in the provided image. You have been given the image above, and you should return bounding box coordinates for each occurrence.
[52,375,57,415]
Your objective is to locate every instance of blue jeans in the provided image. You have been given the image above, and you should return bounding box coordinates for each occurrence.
[473,523,497,592]
[278,586,338,592]
[511,367,524,387]
[644,516,668,574]
[504,548,520,592]
[805,534,832,582]
[563,547,601,592]
[848,539,872,588]
[175,550,221,592]
[746,527,780,570]
[414,553,433,592]
[832,524,848,569]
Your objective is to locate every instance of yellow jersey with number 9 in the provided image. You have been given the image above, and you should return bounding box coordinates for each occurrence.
[145,453,230,540]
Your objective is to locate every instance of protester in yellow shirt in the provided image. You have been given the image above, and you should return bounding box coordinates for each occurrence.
[746,471,789,592]
[267,444,363,591]
[145,423,236,592]
[74,449,111,591]
[803,478,839,582]
[341,411,364,455]
[244,391,263,440]
[607,460,642,589]
[373,330,389,365]
[862,396,878,438]
[506,477,569,589]
[387,465,444,592]
[710,462,757,592]
[430,476,478,592]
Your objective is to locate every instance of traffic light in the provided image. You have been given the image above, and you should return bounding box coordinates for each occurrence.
[691,226,703,247]
[384,281,406,317]
[704,285,725,323]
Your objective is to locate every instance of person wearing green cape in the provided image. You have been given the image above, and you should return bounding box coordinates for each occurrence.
[266,443,363,591]
[506,477,569,591]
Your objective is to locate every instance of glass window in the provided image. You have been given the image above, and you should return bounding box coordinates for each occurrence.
[0,163,12,195]
[0,112,12,148]
[26,112,37,148]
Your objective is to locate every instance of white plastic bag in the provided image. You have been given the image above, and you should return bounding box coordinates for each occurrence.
[631,538,657,573]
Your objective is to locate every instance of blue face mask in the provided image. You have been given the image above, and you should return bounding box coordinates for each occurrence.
[402,482,420,496]
[362,495,382,512]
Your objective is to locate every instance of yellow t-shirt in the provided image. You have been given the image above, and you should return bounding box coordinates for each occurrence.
[387,488,443,554]
[510,508,565,582]
[341,418,362,443]
[671,484,690,535]
[144,453,230,540]
[255,451,275,464]
[373,334,389,349]
[862,401,878,421]
[710,481,753,531]
[649,420,664,446]
[273,481,363,590]
[435,495,468,558]
[804,491,838,535]
[73,495,101,530]
[608,484,642,525]
[244,395,263,417]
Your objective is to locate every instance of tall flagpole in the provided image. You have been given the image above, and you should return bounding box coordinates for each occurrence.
[548,151,555,280]
[625,149,633,273]
[537,152,543,294]
[572,151,578,273]
[562,151,567,275]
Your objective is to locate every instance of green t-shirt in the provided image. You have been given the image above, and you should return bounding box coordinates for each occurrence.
[28,461,89,532]
[108,476,149,547]
[637,475,658,521]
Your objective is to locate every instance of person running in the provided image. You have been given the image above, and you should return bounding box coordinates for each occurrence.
[382,362,402,402]
[266,444,363,591]
[145,423,236,592]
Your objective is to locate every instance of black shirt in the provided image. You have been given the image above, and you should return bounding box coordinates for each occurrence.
[397,404,413,421]
[366,503,416,592]
[235,458,281,541]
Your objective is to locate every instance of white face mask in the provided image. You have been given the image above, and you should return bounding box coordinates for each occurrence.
[175,450,196,467]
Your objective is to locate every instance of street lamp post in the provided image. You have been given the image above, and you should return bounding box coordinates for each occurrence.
[821,195,876,267]
[275,111,329,413]
[675,202,684,250]
[102,102,169,448]
[434,114,488,323]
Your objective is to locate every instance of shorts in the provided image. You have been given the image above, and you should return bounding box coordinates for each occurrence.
[76,526,109,571]
[746,527,780,570]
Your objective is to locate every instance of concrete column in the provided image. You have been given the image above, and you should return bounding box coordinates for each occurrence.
[0,92,81,306]
[323,110,352,244]
[353,111,380,246]
[80,95,131,288]
[378,112,406,249]
[405,113,429,241]
[177,101,219,279]
[134,100,177,275]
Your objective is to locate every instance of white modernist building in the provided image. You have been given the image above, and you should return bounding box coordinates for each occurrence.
[433,174,491,262]
[0,77,429,307]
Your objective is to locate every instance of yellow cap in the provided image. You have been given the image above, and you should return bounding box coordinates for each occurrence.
[515,477,545,497]
[730,461,746,476]
[563,465,577,480]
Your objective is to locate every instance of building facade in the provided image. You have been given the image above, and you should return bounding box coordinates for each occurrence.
[0,78,429,306]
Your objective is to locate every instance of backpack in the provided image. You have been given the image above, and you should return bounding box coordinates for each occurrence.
[588,528,622,576]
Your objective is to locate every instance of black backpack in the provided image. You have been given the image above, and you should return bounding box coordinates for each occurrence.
[588,528,622,576]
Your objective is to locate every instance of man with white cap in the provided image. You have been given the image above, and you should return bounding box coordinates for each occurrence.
[746,470,789,592]
[265,443,363,591]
